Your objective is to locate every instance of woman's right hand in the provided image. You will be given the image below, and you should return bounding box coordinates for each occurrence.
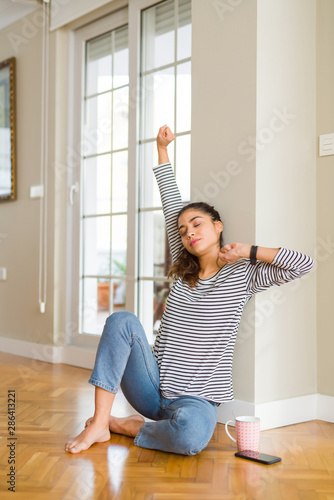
[157,125,175,149]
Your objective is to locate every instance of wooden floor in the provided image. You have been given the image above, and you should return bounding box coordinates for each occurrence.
[0,353,334,500]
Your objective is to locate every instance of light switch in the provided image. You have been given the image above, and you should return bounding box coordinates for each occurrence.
[30,185,44,198]
[319,133,334,157]
[0,267,7,281]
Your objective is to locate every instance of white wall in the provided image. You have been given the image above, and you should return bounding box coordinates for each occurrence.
[0,13,56,346]
[316,0,334,398]
[255,0,317,403]
[50,0,116,31]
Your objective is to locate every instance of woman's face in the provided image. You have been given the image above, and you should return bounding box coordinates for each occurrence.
[178,209,223,255]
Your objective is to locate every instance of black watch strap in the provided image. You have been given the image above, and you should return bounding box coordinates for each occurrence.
[250,245,258,265]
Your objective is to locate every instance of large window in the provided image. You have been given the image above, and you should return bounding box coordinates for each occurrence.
[138,0,192,344]
[72,0,191,343]
[79,25,129,335]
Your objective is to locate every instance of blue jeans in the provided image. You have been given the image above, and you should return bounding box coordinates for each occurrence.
[88,311,218,455]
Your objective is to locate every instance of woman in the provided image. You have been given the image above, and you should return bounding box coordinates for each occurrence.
[65,125,314,456]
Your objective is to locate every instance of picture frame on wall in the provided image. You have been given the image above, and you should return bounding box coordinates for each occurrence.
[0,57,16,202]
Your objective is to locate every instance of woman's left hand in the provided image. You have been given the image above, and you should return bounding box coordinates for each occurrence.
[218,243,251,264]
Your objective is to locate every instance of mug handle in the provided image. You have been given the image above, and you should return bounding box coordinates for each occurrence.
[225,420,236,443]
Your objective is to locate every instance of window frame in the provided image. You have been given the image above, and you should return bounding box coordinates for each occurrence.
[69,7,131,348]
[137,0,192,345]
[67,0,190,348]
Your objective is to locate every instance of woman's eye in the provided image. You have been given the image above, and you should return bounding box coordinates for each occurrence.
[179,223,200,236]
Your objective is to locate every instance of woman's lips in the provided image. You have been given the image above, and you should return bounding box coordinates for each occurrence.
[190,239,200,246]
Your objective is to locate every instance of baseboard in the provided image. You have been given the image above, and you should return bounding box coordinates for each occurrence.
[254,394,317,430]
[0,336,62,363]
[1,337,333,428]
[0,336,96,369]
[60,344,96,369]
[217,394,334,430]
[317,394,334,423]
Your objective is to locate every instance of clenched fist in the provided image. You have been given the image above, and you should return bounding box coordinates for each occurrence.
[217,243,251,264]
[157,125,175,149]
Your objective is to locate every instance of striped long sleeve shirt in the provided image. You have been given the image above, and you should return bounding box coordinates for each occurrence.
[152,162,314,404]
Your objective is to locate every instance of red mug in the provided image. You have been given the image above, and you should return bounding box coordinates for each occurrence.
[225,416,260,452]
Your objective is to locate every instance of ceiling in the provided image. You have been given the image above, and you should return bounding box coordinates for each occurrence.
[0,0,40,31]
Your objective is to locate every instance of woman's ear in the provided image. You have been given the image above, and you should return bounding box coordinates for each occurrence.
[215,221,223,233]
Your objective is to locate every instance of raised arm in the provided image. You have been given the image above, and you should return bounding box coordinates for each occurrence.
[218,243,314,296]
[244,247,314,296]
[153,126,184,263]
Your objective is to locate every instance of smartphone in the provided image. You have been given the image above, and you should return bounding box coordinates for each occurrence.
[235,450,282,465]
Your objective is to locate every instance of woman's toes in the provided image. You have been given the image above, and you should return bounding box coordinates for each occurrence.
[65,441,85,454]
[65,441,78,453]
[65,425,110,454]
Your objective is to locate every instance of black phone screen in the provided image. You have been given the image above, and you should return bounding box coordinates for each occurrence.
[235,450,282,465]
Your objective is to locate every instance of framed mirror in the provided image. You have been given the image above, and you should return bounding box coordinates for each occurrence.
[0,57,16,201]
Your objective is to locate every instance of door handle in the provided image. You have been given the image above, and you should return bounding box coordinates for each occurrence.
[69,182,79,205]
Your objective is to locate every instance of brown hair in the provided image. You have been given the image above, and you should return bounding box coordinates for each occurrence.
[167,202,224,289]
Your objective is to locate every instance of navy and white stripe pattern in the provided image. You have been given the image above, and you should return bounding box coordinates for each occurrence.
[152,163,314,403]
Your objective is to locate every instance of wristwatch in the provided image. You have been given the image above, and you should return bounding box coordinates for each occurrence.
[250,245,258,265]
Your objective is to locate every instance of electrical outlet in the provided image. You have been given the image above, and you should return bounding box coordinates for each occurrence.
[319,133,334,157]
[30,185,44,198]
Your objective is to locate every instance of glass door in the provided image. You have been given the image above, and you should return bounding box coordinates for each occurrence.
[138,0,192,345]
[69,9,129,347]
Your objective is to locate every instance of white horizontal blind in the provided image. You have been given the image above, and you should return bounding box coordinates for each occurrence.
[155,0,191,34]
[87,28,128,62]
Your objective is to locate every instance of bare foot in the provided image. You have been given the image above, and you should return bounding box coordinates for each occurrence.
[65,421,110,454]
[85,414,145,438]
